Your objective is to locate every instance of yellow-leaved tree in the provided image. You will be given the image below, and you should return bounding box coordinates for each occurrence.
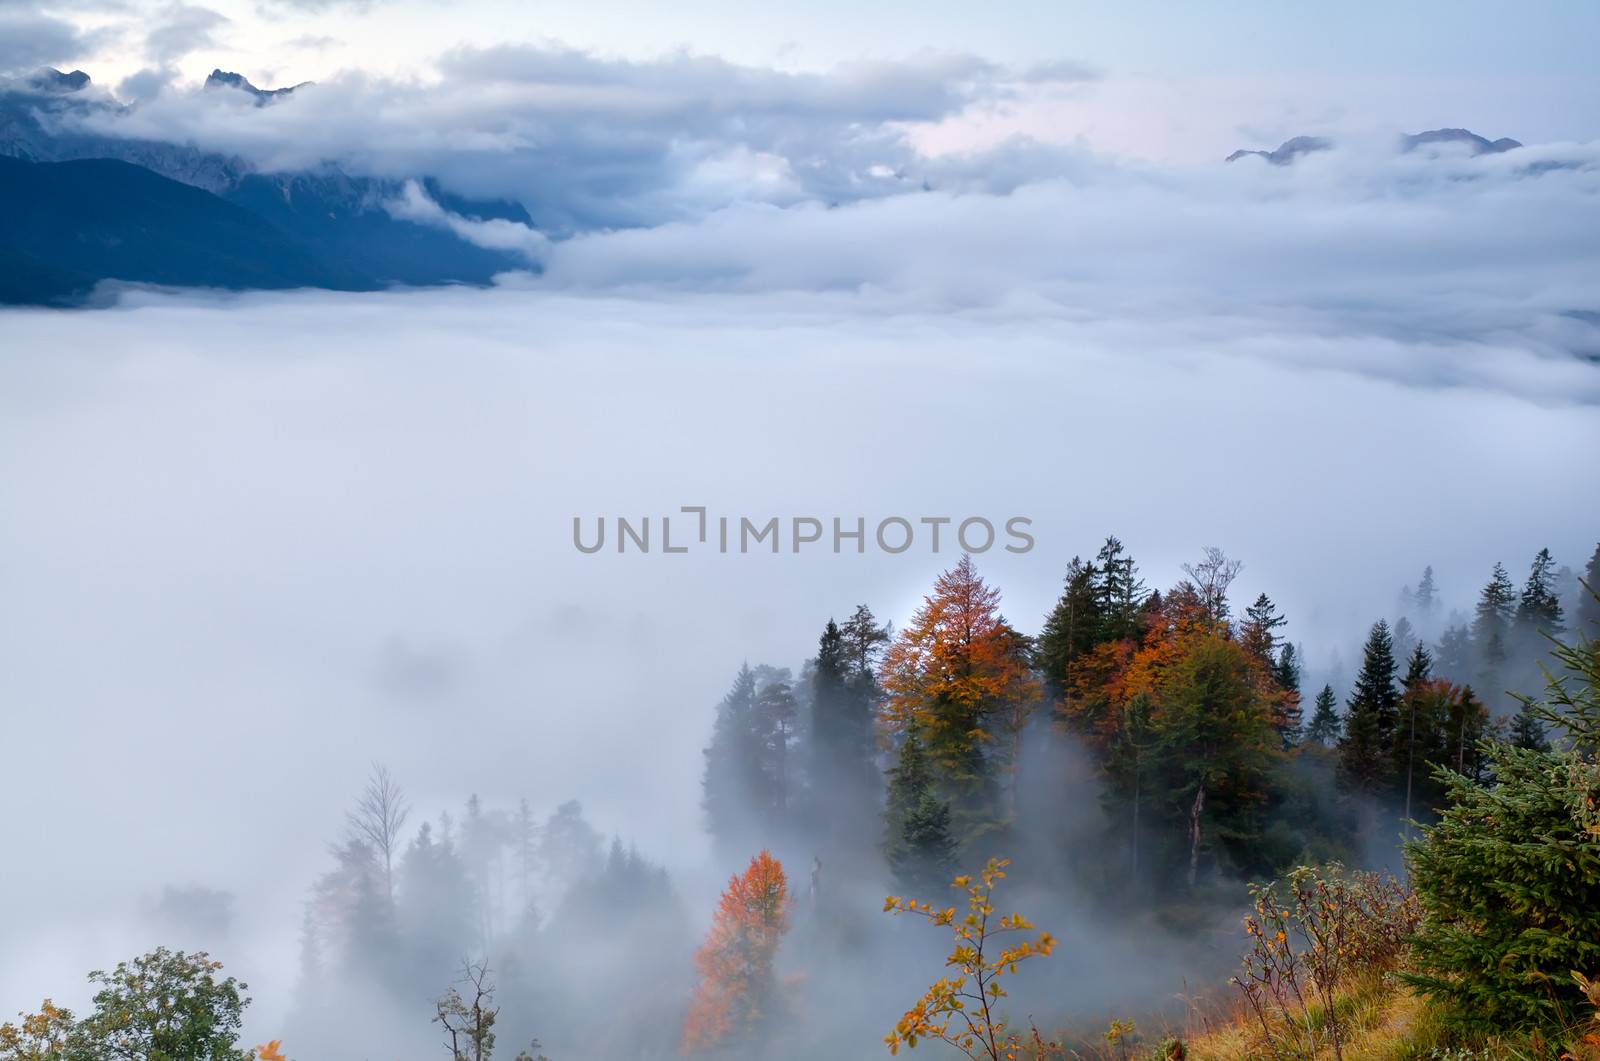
[883,857,1056,1061]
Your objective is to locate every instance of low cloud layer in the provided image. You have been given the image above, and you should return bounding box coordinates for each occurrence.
[1,283,1596,1039]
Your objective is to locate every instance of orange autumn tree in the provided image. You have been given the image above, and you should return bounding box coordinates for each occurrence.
[682,850,791,1055]
[880,555,1042,843]
[1061,575,1280,887]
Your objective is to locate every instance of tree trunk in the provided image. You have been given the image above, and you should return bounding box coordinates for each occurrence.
[1187,784,1206,889]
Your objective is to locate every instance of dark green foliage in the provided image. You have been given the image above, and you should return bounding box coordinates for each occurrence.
[1037,537,1149,696]
[81,948,253,1061]
[1509,701,1549,751]
[1150,635,1277,886]
[1407,612,1600,1033]
[884,727,957,891]
[1472,562,1517,683]
[703,664,795,850]
[1434,623,1472,683]
[1580,544,1600,633]
[1515,547,1566,639]
[1037,557,1103,697]
[1093,536,1150,643]
[1305,684,1341,748]
[808,607,889,854]
[1240,594,1287,665]
[1338,620,1399,793]
[1404,743,1600,1032]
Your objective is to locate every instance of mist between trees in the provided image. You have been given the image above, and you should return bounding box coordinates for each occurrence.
[8,539,1597,1060]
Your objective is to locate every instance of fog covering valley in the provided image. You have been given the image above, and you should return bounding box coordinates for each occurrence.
[4,5,1600,1058]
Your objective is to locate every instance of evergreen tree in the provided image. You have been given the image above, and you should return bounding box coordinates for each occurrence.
[1390,616,1418,669]
[1405,627,1600,1033]
[883,727,956,891]
[808,610,886,853]
[1433,622,1472,682]
[1036,556,1101,697]
[1093,535,1149,643]
[1338,620,1399,793]
[1393,642,1436,826]
[753,668,798,819]
[398,821,478,992]
[1471,562,1516,668]
[1580,542,1600,633]
[1515,547,1565,638]
[1150,633,1277,887]
[1272,642,1303,747]
[1305,684,1341,747]
[1239,593,1287,664]
[1508,700,1548,752]
[1414,565,1438,622]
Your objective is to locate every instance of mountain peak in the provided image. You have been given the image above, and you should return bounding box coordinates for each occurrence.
[1402,128,1522,155]
[25,68,91,94]
[205,69,302,104]
[1225,135,1332,165]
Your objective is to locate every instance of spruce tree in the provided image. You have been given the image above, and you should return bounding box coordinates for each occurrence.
[1338,620,1399,793]
[1508,700,1548,752]
[1273,642,1303,746]
[1092,536,1149,643]
[1037,557,1102,697]
[1515,547,1565,638]
[884,727,956,891]
[1414,565,1438,622]
[1471,562,1516,667]
[1305,684,1341,747]
[1405,618,1600,1032]
[701,665,764,852]
[1393,642,1435,826]
[1433,623,1471,682]
[1239,593,1287,664]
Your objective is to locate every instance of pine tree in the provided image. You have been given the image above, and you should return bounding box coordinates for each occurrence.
[883,727,957,892]
[1338,620,1399,793]
[1305,684,1341,747]
[1515,547,1565,638]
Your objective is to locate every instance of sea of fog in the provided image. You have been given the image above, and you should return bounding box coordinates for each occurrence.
[1,282,1597,1042]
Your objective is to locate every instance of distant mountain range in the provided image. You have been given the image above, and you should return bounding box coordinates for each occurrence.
[1,68,534,305]
[0,66,1553,307]
[1227,127,1523,164]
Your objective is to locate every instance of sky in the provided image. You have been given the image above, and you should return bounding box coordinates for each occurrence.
[3,0,1600,1051]
[7,0,1600,163]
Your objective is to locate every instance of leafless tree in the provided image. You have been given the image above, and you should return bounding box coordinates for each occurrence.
[1183,546,1243,625]
[346,762,410,904]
